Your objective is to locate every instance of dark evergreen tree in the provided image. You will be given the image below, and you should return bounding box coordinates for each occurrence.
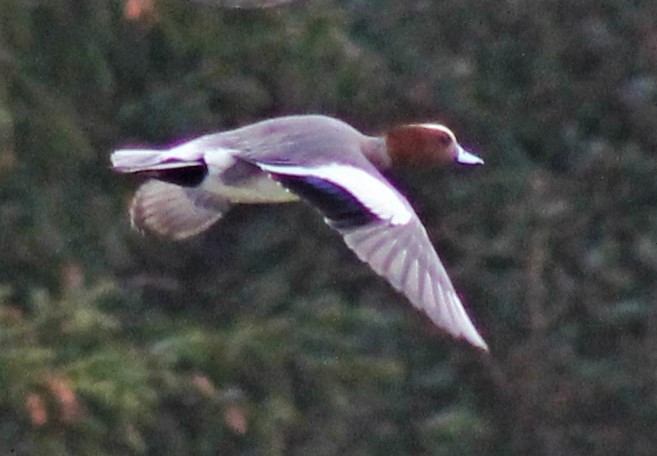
[1,0,656,454]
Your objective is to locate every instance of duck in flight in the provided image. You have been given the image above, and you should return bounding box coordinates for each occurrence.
[111,115,488,350]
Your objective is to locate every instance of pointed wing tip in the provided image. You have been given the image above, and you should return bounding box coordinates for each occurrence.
[431,291,489,351]
[465,333,489,352]
[339,220,491,352]
[452,305,489,352]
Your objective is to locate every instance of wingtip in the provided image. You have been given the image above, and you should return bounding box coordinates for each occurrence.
[468,333,489,352]
[457,310,489,351]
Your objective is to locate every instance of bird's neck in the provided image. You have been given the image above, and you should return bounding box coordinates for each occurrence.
[360,136,392,170]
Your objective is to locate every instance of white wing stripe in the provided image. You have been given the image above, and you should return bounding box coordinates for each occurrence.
[258,163,412,225]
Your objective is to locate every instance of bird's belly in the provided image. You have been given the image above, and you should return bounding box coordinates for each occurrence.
[203,171,298,204]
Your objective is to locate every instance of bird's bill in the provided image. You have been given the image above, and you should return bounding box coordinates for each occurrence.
[456,145,484,165]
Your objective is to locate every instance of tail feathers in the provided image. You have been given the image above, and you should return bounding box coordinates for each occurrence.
[111,149,204,174]
[130,180,229,240]
[112,149,167,173]
[112,148,208,186]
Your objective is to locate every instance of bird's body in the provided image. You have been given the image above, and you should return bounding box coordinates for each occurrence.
[111,114,488,350]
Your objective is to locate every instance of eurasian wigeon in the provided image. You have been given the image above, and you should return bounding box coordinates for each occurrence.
[111,115,488,350]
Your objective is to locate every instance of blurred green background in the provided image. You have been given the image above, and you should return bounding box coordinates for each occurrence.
[1,0,657,454]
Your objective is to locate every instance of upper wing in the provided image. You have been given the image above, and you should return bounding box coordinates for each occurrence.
[256,162,488,350]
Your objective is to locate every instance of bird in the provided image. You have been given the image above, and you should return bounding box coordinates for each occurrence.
[111,114,488,350]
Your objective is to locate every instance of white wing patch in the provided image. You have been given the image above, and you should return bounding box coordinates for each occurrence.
[257,163,413,225]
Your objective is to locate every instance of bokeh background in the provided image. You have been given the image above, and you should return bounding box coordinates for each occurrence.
[2,0,657,454]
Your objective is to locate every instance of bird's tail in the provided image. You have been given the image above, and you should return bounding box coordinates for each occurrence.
[111,148,209,187]
[111,148,186,173]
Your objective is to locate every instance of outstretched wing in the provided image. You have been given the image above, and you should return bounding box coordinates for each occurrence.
[257,162,488,350]
[340,218,487,350]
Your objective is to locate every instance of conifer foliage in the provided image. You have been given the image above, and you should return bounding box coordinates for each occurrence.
[1,0,657,454]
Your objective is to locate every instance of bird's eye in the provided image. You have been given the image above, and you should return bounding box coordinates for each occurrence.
[436,132,452,146]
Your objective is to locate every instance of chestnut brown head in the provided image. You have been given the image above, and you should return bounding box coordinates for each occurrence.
[384,123,483,167]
